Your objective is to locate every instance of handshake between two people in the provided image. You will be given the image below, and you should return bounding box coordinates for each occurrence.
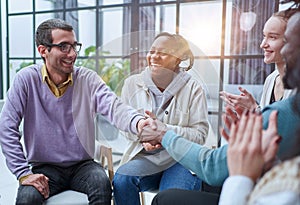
[137,110,168,151]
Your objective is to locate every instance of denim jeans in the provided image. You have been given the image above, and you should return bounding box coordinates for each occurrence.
[151,189,220,205]
[113,162,201,205]
[15,160,112,205]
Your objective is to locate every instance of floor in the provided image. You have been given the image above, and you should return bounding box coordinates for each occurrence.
[0,145,19,205]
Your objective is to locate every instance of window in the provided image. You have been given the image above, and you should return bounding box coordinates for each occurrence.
[3,0,279,146]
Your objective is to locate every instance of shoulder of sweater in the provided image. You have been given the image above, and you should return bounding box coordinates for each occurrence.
[187,77,204,87]
[262,97,297,127]
[17,64,41,75]
[263,95,295,111]
[124,73,144,86]
[249,156,300,202]
[185,73,205,87]
[73,66,101,81]
[265,156,300,179]
[14,64,42,83]
[74,66,96,76]
[183,78,205,95]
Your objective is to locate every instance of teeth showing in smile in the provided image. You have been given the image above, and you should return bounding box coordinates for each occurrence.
[264,50,273,57]
[63,60,73,65]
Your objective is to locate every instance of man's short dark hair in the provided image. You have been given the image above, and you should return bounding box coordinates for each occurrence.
[35,18,73,47]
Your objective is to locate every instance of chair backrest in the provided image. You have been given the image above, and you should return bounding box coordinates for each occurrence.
[99,145,114,182]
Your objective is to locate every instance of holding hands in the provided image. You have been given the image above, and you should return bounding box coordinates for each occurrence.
[138,110,168,148]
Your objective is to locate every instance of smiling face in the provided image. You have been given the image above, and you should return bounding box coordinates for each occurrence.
[260,16,286,65]
[146,35,181,77]
[38,29,78,80]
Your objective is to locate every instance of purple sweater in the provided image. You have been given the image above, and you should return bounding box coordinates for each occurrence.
[0,64,143,179]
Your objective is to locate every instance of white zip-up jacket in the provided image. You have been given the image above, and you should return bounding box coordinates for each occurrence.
[120,69,209,164]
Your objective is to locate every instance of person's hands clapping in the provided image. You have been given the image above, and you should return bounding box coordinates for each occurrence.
[226,110,281,182]
[220,87,257,111]
[21,174,49,198]
[220,105,243,140]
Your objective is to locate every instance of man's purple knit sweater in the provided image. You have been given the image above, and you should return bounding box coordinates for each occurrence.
[0,64,143,179]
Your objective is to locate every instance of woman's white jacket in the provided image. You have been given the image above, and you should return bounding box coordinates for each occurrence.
[120,71,209,164]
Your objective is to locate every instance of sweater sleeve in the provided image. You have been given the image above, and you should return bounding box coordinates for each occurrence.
[262,96,299,158]
[86,69,144,135]
[0,74,32,179]
[218,176,254,205]
[162,130,228,186]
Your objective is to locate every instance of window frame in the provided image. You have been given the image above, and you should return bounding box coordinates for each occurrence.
[3,0,280,147]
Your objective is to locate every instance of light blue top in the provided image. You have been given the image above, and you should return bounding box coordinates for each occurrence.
[162,95,300,186]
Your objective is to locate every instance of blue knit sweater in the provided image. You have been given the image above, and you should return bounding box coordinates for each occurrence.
[162,96,300,186]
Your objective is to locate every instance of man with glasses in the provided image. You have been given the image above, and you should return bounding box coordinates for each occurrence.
[44,42,82,53]
[0,18,151,205]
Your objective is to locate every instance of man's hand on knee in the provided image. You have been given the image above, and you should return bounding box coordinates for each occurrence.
[21,173,50,198]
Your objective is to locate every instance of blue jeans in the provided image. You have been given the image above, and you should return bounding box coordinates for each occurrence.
[16,160,112,205]
[113,162,201,205]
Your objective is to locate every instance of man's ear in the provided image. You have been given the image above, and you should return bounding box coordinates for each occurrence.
[37,45,48,58]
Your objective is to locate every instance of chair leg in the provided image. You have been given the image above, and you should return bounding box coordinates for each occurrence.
[99,145,114,183]
[98,145,114,205]
[140,192,145,205]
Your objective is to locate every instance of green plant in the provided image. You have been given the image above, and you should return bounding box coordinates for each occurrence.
[76,46,130,96]
[15,61,34,73]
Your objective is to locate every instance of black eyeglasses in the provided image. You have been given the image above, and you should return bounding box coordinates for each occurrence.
[45,42,82,53]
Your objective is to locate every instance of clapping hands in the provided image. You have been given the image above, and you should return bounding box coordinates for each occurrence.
[220,87,257,112]
[224,110,281,182]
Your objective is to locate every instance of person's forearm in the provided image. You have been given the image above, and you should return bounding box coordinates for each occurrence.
[108,95,144,134]
[162,130,229,186]
[0,97,31,179]
[166,123,207,145]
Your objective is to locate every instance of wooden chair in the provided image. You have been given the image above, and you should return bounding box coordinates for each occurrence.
[44,145,114,205]
[140,192,146,205]
[140,191,156,205]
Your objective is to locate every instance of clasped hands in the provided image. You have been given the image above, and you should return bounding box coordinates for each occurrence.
[137,111,168,151]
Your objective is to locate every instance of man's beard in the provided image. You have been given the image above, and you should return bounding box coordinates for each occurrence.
[282,59,299,90]
[282,65,293,89]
